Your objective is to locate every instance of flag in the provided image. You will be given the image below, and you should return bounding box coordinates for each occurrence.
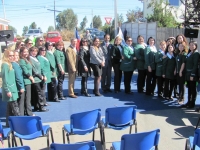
[75,28,80,51]
[115,27,127,47]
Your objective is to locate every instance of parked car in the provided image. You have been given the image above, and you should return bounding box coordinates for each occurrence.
[91,31,105,41]
[86,28,99,33]
[46,31,62,45]
[24,29,43,39]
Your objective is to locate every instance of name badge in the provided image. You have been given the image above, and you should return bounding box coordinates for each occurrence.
[178,59,179,61]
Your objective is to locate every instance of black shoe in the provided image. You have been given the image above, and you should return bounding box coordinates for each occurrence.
[44,103,49,106]
[179,104,189,108]
[95,93,102,96]
[53,99,60,102]
[158,94,163,98]
[84,92,91,97]
[59,97,66,100]
[114,91,119,93]
[39,108,49,112]
[106,89,112,93]
[74,92,78,95]
[125,91,134,95]
[103,90,107,93]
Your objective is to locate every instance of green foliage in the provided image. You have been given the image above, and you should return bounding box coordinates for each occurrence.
[8,25,17,33]
[112,14,124,26]
[93,15,102,29]
[126,8,143,22]
[101,23,114,40]
[80,16,88,30]
[56,9,78,31]
[22,26,28,36]
[29,22,37,29]
[47,26,55,32]
[146,0,179,27]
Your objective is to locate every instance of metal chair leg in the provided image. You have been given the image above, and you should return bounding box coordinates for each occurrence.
[62,128,65,144]
[129,125,132,134]
[47,132,50,147]
[135,120,137,133]
[50,128,54,143]
[19,138,23,146]
[92,130,95,141]
[12,132,17,147]
[195,117,200,129]
[7,135,11,147]
[66,133,70,144]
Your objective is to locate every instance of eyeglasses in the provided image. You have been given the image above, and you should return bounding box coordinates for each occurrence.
[40,40,43,42]
[128,40,132,42]
[28,43,33,45]
[20,44,24,46]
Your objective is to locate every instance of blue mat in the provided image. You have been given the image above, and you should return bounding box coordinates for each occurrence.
[0,74,200,124]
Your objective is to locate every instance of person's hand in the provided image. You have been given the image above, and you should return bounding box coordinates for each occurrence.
[174,70,176,75]
[162,75,165,78]
[133,57,137,60]
[61,70,65,75]
[29,76,35,83]
[179,72,182,77]
[72,69,76,72]
[41,76,44,80]
[148,66,152,72]
[162,55,167,59]
[84,67,88,72]
[121,56,124,60]
[7,92,12,98]
[101,62,105,67]
[43,76,47,81]
[190,76,194,81]
[20,89,24,93]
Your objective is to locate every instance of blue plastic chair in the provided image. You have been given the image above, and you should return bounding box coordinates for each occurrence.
[0,120,11,147]
[8,116,54,148]
[112,129,160,150]
[62,109,101,144]
[50,141,96,150]
[185,128,200,150]
[0,146,30,150]
[101,106,137,146]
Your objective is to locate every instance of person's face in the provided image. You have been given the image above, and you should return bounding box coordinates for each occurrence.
[168,45,174,53]
[30,50,38,57]
[38,38,44,45]
[82,40,88,46]
[160,43,166,51]
[26,41,33,48]
[22,49,29,58]
[189,43,196,51]
[71,39,77,47]
[48,44,53,50]
[40,49,46,56]
[167,39,172,45]
[178,44,184,52]
[94,39,100,47]
[149,39,154,46]
[104,35,110,43]
[18,42,24,49]
[115,38,122,45]
[178,36,183,43]
[8,51,14,62]
[138,37,144,44]
[126,38,133,46]
[57,44,64,51]
[14,52,19,62]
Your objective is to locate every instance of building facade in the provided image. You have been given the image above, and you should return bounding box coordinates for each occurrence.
[0,17,9,30]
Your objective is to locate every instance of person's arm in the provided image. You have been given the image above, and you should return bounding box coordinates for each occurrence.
[190,52,199,80]
[90,46,103,64]
[162,57,168,78]
[123,46,132,60]
[54,51,64,74]
[1,63,11,94]
[134,46,143,60]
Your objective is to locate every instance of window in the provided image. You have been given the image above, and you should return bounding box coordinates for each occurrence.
[169,0,179,6]
[47,33,58,38]
[28,30,33,34]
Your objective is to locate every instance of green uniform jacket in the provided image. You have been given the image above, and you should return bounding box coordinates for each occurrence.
[175,52,187,73]
[155,50,165,77]
[120,45,136,71]
[11,62,25,91]
[144,46,157,70]
[37,55,51,83]
[162,53,176,80]
[45,50,57,78]
[185,50,199,81]
[134,44,145,70]
[30,56,42,83]
[1,63,18,102]
[54,49,67,75]
[19,59,32,85]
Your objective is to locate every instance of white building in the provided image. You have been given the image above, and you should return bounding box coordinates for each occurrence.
[0,17,9,30]
[140,0,185,23]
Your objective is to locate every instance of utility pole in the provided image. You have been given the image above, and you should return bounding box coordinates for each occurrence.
[2,0,6,19]
[47,0,61,30]
[114,0,118,36]
[92,9,93,28]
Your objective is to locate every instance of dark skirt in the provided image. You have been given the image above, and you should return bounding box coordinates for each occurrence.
[90,63,102,77]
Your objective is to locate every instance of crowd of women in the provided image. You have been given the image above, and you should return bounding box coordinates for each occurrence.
[1,33,200,127]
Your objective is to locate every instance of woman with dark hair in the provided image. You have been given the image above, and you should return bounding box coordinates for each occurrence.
[176,43,188,103]
[144,37,157,95]
[79,38,91,97]
[19,46,35,116]
[175,34,188,48]
[112,36,123,93]
[90,37,105,96]
[24,38,33,49]
[15,41,25,52]
[45,42,60,102]
[134,35,147,93]
[162,44,176,100]
[54,41,67,99]
[180,41,199,108]
[35,37,44,48]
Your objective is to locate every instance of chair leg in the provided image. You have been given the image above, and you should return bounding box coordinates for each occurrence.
[195,117,200,129]
[62,128,65,144]
[92,130,95,141]
[7,135,11,147]
[185,139,190,150]
[66,133,70,144]
[129,125,132,134]
[155,145,158,150]
[135,120,137,133]
[12,132,17,147]
[47,132,50,147]
[99,127,103,144]
[19,138,23,146]
[50,128,54,143]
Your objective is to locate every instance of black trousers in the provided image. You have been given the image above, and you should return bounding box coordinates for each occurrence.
[187,80,197,106]
[57,74,65,98]
[157,76,165,96]
[32,83,45,110]
[113,63,122,91]
[25,84,33,116]
[137,69,146,93]
[47,77,58,101]
[146,69,157,94]
[40,81,47,104]
[101,64,112,90]
[164,78,175,98]
[81,76,88,93]
[124,71,133,93]
[177,73,185,99]
[6,100,20,127]
[17,91,25,116]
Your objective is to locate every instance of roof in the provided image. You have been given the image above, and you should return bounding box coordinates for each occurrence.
[0,18,10,24]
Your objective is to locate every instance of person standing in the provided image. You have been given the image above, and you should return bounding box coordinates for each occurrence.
[120,36,136,94]
[1,50,20,126]
[144,37,157,96]
[54,41,67,100]
[12,51,26,116]
[134,35,147,93]
[84,30,92,44]
[101,34,113,93]
[66,38,79,98]
[45,42,60,102]
[90,37,105,96]
[79,38,91,97]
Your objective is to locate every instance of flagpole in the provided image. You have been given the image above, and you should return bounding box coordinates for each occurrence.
[2,0,6,19]
[114,0,118,36]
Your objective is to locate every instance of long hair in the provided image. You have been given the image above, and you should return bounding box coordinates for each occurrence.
[92,37,100,50]
[165,44,175,55]
[19,46,31,63]
[175,34,188,46]
[2,49,13,70]
[80,38,90,50]
[188,40,198,54]
[178,42,188,54]
[15,41,23,50]
[114,36,122,45]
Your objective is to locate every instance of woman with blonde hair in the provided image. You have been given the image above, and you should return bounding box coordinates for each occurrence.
[1,49,20,126]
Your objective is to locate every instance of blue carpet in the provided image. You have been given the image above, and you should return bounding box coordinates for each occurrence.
[0,74,200,124]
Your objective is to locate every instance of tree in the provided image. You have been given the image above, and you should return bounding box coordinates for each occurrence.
[146,0,179,27]
[112,14,124,26]
[93,15,102,29]
[8,25,17,33]
[56,9,78,31]
[29,22,37,29]
[126,8,143,22]
[22,26,28,36]
[80,16,88,30]
[47,26,55,32]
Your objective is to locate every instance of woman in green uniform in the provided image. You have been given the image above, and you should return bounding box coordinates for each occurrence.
[1,49,20,126]
[180,41,199,108]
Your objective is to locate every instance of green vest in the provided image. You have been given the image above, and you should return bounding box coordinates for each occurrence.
[134,44,145,70]
[163,53,176,79]
[19,59,33,85]
[144,46,157,70]
[45,51,57,78]
[54,49,67,75]
[155,50,165,77]
[30,56,42,83]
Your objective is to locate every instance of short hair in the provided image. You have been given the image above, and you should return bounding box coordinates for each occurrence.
[29,46,39,53]
[147,37,155,45]
[55,41,64,48]
[160,40,166,45]
[104,34,110,38]
[137,35,144,41]
[70,38,77,43]
[126,36,132,42]
[114,36,122,44]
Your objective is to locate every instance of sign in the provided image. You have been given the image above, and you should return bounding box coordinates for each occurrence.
[104,17,112,25]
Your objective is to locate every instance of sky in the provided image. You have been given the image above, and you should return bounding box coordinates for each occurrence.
[0,0,143,35]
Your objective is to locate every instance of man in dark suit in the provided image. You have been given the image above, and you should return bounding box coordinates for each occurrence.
[101,34,113,93]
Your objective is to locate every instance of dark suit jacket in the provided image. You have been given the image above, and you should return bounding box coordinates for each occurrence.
[101,42,113,66]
